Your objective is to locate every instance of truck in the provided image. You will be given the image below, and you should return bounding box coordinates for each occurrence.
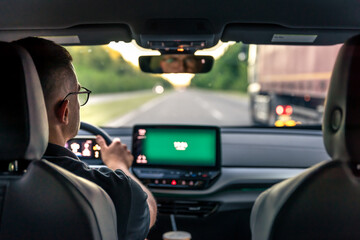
[247,44,342,126]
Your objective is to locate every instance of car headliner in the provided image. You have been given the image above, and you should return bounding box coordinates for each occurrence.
[0,0,359,47]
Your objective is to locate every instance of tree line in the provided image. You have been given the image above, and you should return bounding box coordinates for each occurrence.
[190,43,248,93]
[66,46,172,94]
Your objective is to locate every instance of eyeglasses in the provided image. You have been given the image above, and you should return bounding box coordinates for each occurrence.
[62,86,92,106]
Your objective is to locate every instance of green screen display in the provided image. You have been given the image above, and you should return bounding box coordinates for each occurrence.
[140,128,217,166]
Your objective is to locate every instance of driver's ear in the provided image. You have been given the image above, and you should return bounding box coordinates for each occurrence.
[56,100,70,125]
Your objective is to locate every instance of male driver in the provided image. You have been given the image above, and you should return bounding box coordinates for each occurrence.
[160,54,200,73]
[14,37,157,240]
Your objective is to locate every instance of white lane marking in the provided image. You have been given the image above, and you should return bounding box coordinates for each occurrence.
[196,97,210,109]
[196,96,223,120]
[107,111,138,127]
[105,94,170,127]
[211,109,223,120]
[140,96,167,112]
[200,101,210,109]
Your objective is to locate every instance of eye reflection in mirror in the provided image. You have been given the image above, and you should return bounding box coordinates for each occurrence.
[160,54,199,73]
[139,54,214,74]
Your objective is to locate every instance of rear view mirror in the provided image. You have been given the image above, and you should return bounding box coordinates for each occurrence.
[139,54,214,74]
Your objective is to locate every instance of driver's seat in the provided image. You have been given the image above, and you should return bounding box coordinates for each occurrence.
[0,42,118,239]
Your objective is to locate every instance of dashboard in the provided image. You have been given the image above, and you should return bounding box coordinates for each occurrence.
[69,126,330,239]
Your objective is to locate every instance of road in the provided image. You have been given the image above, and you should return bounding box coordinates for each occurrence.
[106,89,251,127]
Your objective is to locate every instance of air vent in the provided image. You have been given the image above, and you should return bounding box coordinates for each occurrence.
[157,200,218,217]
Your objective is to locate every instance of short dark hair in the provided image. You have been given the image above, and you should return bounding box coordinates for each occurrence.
[13,37,73,101]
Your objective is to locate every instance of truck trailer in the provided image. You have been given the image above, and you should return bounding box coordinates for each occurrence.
[248,44,342,126]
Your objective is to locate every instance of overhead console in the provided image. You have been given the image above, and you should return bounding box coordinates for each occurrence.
[132,125,221,190]
[138,19,218,52]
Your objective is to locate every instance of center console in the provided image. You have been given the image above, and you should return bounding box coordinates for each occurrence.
[132,125,221,190]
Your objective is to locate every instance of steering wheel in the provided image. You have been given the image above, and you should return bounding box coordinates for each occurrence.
[80,121,113,146]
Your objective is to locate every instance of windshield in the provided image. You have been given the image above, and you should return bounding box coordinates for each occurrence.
[66,42,341,128]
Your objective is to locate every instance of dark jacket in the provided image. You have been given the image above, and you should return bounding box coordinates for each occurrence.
[44,143,150,240]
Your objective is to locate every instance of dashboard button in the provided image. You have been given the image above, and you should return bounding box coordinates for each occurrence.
[209,171,220,179]
[195,181,204,187]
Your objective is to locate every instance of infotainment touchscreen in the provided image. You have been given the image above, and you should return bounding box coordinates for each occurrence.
[132,125,220,168]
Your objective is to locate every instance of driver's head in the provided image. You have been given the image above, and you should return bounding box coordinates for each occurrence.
[13,37,81,145]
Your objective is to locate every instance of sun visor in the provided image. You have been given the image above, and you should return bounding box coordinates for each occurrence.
[222,24,360,45]
[0,24,132,45]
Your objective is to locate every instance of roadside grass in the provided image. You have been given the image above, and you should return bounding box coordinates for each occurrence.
[80,93,160,126]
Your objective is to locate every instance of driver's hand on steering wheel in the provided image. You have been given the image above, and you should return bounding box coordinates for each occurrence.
[96,135,134,171]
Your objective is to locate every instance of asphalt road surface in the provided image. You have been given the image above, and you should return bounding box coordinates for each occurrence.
[106,89,251,127]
